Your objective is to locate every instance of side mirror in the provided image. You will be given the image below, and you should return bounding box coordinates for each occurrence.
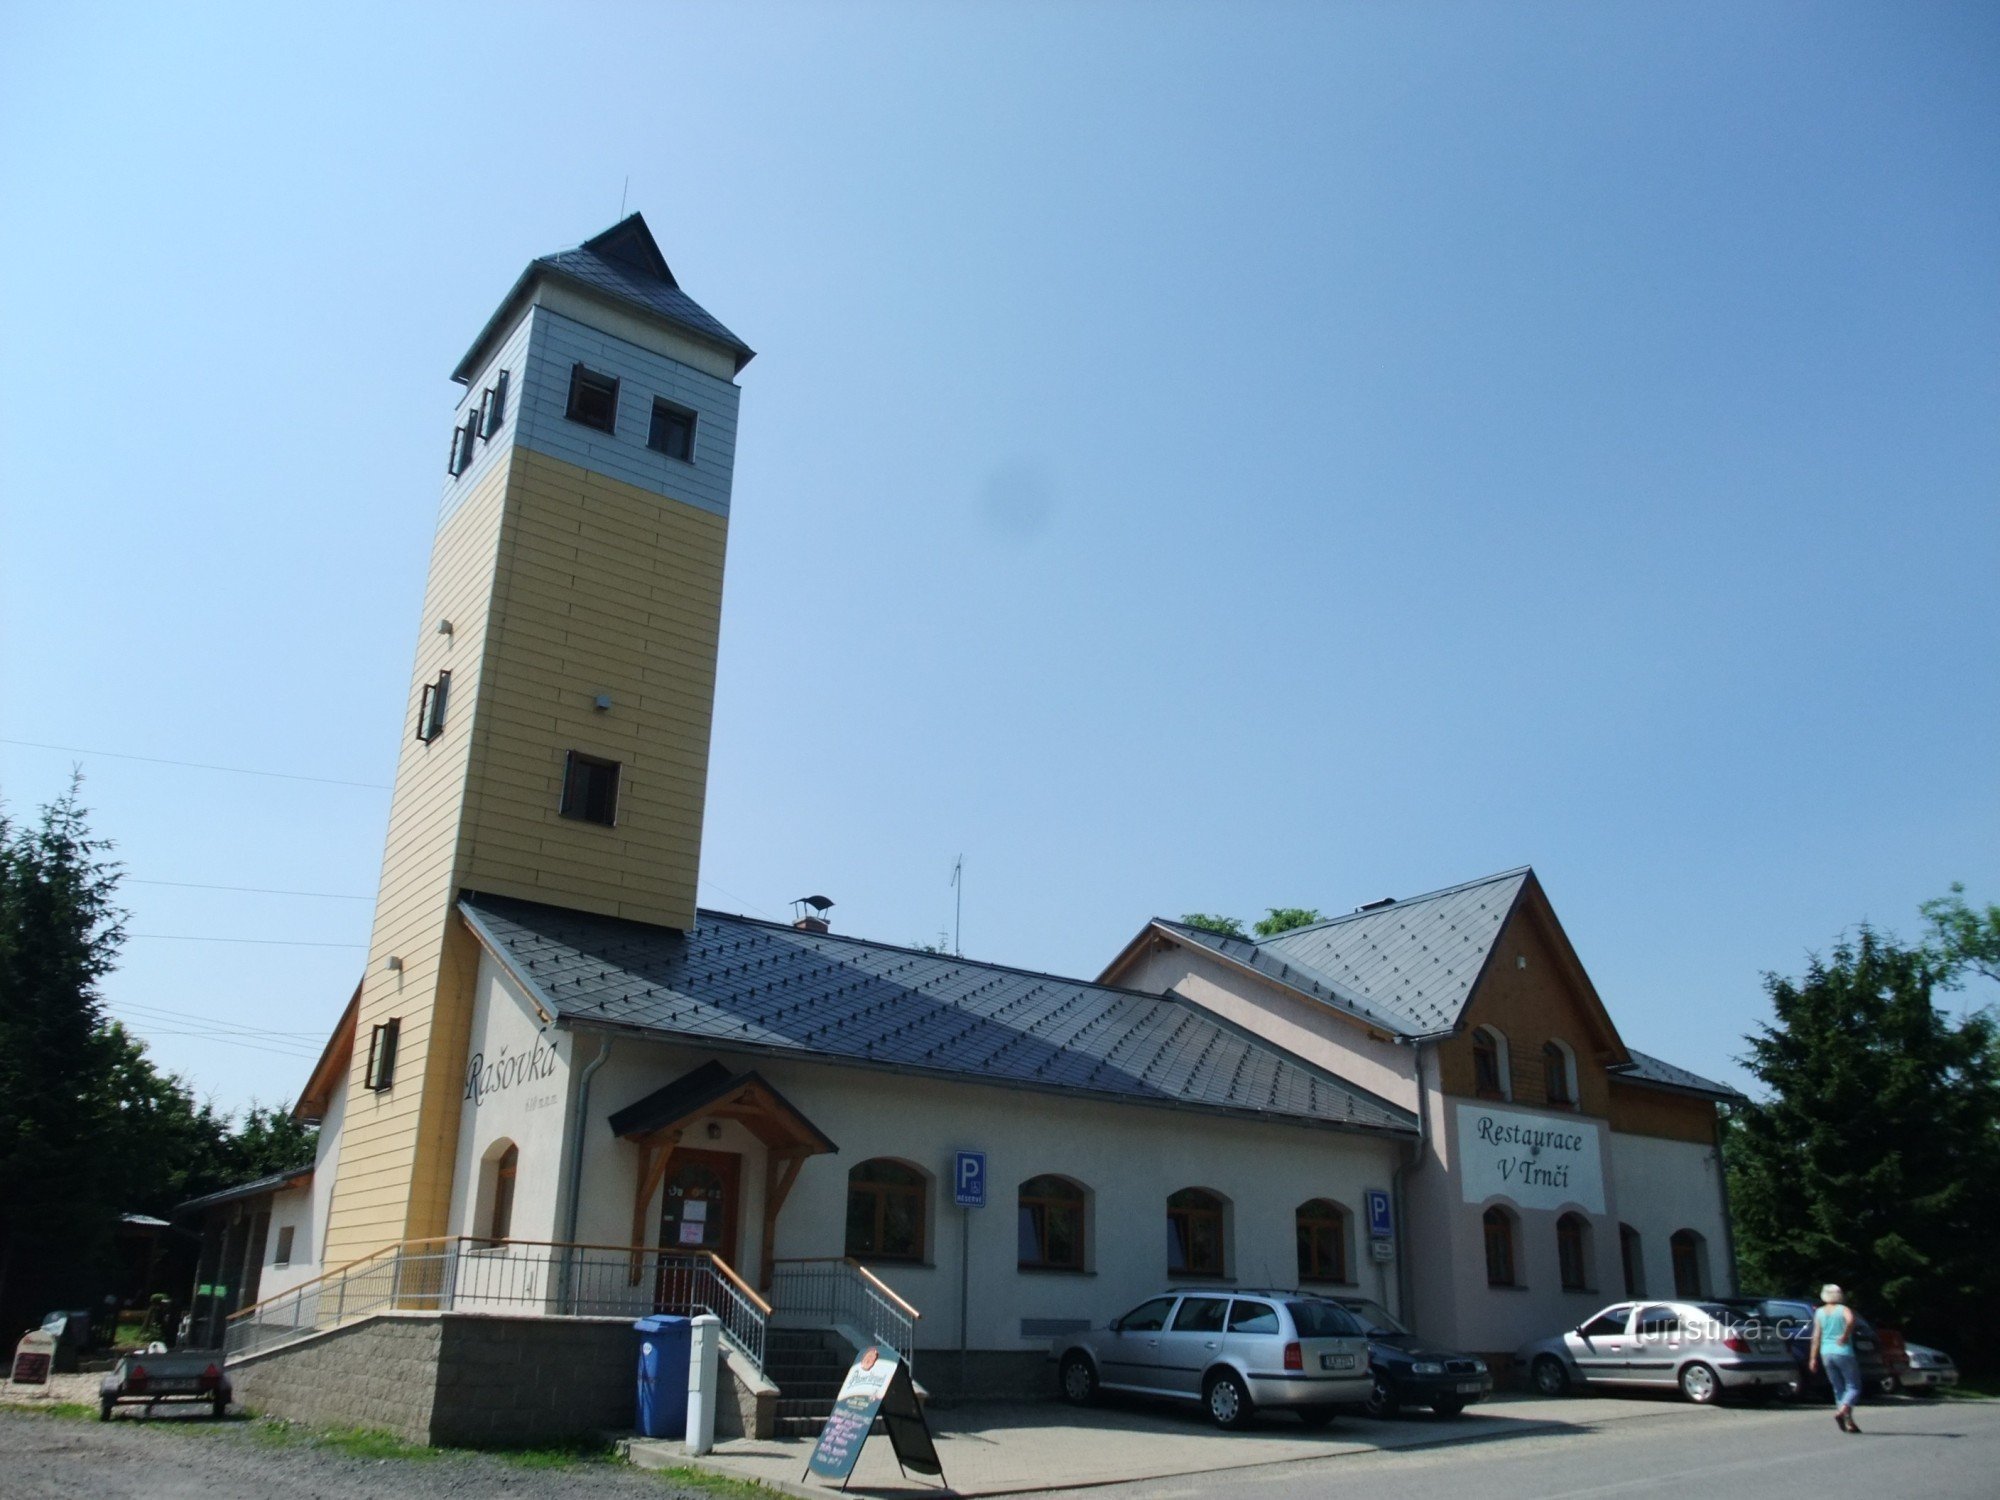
[1109,1318,1123,1334]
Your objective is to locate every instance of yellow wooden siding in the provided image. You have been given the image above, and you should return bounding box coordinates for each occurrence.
[320,463,508,1266]
[459,446,727,932]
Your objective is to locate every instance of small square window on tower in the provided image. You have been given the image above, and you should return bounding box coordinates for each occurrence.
[647,398,697,462]
[416,669,451,743]
[560,751,620,826]
[565,364,620,433]
[478,369,510,439]
[365,1018,401,1091]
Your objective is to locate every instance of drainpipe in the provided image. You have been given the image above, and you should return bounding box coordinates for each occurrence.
[563,1030,614,1250]
[1389,1028,1452,1330]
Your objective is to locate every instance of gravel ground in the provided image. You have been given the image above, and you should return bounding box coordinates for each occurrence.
[0,1407,746,1500]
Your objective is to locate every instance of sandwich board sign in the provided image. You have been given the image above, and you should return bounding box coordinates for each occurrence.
[803,1341,945,1491]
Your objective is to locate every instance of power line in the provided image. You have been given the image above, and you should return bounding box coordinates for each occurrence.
[128,933,366,949]
[113,998,329,1039]
[0,737,391,791]
[128,878,374,901]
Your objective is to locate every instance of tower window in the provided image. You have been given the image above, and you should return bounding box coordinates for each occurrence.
[560,751,620,826]
[416,670,451,743]
[565,364,619,433]
[648,398,697,462]
[479,370,510,439]
[365,1018,401,1092]
[446,414,479,476]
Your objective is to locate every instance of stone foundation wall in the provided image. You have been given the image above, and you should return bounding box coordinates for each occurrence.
[229,1312,636,1445]
[910,1350,1053,1404]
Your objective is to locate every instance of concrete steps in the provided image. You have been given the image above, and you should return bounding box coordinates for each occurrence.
[765,1329,846,1439]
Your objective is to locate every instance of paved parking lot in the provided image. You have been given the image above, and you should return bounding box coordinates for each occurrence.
[637,1389,1998,1497]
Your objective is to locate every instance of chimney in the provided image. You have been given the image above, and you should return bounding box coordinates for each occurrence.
[791,894,834,934]
[1357,897,1396,912]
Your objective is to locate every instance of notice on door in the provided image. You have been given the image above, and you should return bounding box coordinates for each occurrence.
[1455,1103,1605,1213]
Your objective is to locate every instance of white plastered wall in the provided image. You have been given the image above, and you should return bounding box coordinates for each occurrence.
[1607,1130,1732,1299]
[256,1071,348,1300]
[568,1036,1408,1354]
[445,952,573,1254]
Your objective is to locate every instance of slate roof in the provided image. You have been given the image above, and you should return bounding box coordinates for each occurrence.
[454,214,754,383]
[459,893,1415,1136]
[1610,1048,1744,1102]
[1165,869,1533,1037]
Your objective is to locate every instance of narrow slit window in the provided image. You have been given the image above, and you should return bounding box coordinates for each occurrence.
[416,670,451,743]
[566,364,619,433]
[560,751,620,826]
[480,370,510,438]
[273,1226,295,1267]
[647,398,697,461]
[365,1018,401,1092]
[446,415,478,476]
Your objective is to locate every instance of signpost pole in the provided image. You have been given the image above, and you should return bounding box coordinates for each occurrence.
[958,1205,969,1391]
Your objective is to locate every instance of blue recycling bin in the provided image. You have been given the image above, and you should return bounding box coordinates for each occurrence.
[633,1315,691,1439]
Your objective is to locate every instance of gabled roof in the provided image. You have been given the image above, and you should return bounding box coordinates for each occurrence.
[294,981,358,1124]
[1252,868,1533,1035]
[1105,867,1627,1060]
[453,213,755,383]
[458,893,1415,1136]
[1610,1048,1745,1102]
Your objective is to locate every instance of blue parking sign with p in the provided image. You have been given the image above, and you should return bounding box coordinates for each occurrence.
[954,1151,986,1208]
[1366,1188,1393,1238]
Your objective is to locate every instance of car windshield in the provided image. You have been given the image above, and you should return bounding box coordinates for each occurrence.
[1341,1300,1409,1337]
[1287,1300,1363,1338]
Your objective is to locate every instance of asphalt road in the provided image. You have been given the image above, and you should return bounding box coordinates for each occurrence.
[1074,1396,2000,1500]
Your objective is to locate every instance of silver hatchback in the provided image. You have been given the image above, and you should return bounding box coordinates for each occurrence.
[1517,1300,1795,1405]
[1055,1290,1373,1429]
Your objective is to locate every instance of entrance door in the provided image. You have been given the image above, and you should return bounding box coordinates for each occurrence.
[658,1149,742,1262]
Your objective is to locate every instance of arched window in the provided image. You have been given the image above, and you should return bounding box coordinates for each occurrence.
[479,1140,518,1246]
[846,1159,927,1262]
[1557,1212,1591,1291]
[1472,1026,1510,1100]
[1295,1199,1351,1284]
[1619,1223,1645,1298]
[1167,1188,1226,1277]
[1018,1175,1086,1271]
[1670,1229,1706,1297]
[1542,1040,1577,1107]
[1483,1206,1517,1287]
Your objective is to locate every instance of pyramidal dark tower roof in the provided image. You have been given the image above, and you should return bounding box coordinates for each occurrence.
[454,214,754,383]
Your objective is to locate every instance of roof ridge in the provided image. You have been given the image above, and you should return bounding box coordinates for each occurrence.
[1252,865,1535,946]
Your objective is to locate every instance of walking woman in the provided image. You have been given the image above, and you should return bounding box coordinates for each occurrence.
[1808,1283,1862,1433]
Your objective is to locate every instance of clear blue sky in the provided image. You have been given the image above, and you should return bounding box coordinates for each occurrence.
[2,2,1994,1115]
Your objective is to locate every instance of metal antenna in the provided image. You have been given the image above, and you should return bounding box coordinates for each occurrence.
[951,855,963,956]
[619,175,629,218]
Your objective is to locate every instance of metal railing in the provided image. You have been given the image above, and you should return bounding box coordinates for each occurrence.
[225,1238,771,1368]
[769,1257,922,1375]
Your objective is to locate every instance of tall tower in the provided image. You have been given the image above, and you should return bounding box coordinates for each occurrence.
[320,218,752,1265]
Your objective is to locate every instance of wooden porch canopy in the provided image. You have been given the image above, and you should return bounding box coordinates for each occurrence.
[608,1060,837,1286]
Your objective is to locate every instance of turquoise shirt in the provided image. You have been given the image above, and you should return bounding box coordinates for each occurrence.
[1817,1306,1854,1357]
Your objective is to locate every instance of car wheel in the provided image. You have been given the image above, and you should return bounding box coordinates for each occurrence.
[1876,1374,1899,1398]
[211,1394,228,1420]
[1205,1370,1253,1430]
[1058,1353,1098,1407]
[1363,1374,1400,1419]
[1296,1405,1338,1429]
[1679,1362,1721,1405]
[1431,1398,1467,1418]
[98,1397,114,1423]
[1531,1355,1571,1397]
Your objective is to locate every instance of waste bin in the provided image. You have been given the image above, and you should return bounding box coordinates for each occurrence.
[633,1315,691,1439]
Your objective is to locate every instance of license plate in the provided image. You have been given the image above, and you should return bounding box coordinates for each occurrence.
[1456,1381,1483,1394]
[1320,1354,1356,1371]
[1940,1374,1959,1386]
[149,1379,198,1392]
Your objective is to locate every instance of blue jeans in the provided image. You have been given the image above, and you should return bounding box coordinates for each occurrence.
[1823,1352,1862,1408]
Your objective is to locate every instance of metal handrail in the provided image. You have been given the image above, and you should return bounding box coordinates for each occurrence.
[223,1238,770,1369]
[768,1256,922,1374]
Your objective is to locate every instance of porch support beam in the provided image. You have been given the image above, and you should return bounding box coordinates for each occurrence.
[629,1129,683,1285]
[760,1149,808,1291]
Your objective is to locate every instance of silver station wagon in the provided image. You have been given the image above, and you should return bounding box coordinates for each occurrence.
[1055,1290,1373,1429]
[1517,1299,1796,1405]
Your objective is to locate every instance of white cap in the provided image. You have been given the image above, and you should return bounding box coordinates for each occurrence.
[1820,1283,1845,1303]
